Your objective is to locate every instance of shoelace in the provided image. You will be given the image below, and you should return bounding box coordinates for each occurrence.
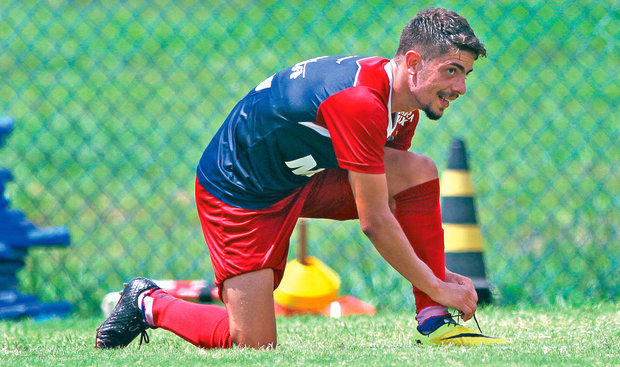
[452,312,483,333]
[138,330,150,349]
[137,287,155,349]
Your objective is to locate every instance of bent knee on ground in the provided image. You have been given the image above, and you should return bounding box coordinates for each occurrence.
[230,327,277,349]
[222,268,278,349]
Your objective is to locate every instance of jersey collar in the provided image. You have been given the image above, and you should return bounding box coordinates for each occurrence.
[384,60,397,137]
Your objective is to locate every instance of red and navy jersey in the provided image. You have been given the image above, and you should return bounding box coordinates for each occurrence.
[197,56,419,209]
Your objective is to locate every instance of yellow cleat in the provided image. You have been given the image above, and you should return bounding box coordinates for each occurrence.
[415,315,509,346]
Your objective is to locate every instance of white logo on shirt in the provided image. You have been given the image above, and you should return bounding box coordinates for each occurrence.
[289,56,327,79]
[255,74,274,91]
[336,56,356,64]
[396,112,415,126]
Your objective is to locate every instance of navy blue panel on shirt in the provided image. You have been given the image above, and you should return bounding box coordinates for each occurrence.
[197,56,374,209]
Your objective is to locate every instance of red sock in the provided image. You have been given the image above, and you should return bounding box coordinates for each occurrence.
[146,289,232,349]
[393,179,446,312]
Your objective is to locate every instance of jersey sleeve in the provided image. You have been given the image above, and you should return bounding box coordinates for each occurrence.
[317,86,389,174]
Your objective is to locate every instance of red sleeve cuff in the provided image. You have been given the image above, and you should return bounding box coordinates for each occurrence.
[337,159,385,174]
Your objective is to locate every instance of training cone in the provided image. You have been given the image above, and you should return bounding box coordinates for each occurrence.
[273,220,341,313]
[273,256,341,312]
[440,137,493,304]
[321,295,376,318]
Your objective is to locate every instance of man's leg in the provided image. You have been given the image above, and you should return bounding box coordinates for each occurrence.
[300,159,448,323]
[384,148,449,324]
[221,268,277,348]
[144,289,232,348]
[166,177,308,349]
[143,268,276,349]
[99,175,320,350]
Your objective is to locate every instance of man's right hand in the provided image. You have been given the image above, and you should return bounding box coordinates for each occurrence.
[432,280,478,321]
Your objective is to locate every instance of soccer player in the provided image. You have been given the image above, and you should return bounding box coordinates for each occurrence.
[96,8,507,349]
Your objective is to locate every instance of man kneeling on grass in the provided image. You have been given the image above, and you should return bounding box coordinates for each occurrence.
[96,7,508,349]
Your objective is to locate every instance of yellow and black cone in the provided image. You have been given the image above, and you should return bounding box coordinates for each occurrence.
[440,138,492,304]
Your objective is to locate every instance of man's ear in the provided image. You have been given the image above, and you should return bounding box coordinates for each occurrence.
[405,50,422,74]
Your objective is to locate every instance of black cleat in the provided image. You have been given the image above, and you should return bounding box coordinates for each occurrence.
[95,277,159,349]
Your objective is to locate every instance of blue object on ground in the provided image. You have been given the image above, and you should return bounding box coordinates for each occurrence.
[0,116,73,320]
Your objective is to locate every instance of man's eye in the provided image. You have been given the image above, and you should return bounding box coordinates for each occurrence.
[446,68,456,75]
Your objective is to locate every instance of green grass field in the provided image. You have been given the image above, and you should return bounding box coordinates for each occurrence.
[1,303,617,366]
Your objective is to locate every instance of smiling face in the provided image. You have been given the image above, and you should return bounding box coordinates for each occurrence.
[398,49,476,119]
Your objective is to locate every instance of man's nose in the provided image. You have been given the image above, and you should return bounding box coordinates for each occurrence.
[453,77,466,95]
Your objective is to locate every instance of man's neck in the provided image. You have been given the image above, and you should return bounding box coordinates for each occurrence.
[389,58,420,113]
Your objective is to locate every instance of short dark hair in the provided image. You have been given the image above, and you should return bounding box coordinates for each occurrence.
[395,8,487,61]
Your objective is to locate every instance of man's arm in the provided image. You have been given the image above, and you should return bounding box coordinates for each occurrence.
[348,170,478,320]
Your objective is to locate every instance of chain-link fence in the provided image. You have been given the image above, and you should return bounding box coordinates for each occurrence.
[1,0,618,315]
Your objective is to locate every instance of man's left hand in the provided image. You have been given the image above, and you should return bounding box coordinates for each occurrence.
[445,269,478,304]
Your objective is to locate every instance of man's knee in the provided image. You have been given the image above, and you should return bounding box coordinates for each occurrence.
[229,326,277,349]
[385,149,438,194]
[410,153,438,178]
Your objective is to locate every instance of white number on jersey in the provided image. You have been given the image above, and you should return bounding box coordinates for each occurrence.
[285,155,325,177]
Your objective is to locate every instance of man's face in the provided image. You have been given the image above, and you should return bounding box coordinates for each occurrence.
[409,50,476,120]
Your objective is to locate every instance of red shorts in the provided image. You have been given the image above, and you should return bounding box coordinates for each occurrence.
[195,168,358,292]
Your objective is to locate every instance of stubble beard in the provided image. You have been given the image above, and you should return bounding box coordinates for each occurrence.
[423,105,443,120]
